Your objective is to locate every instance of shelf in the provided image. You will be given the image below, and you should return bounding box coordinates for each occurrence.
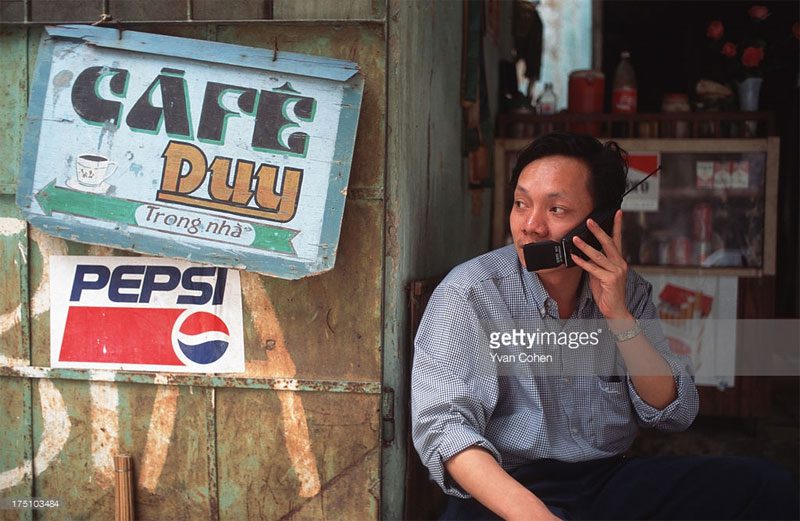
[658,187,761,198]
[497,111,776,139]
[632,265,762,278]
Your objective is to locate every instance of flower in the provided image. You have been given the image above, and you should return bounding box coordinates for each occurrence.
[706,20,724,40]
[747,5,769,21]
[704,5,774,81]
[740,46,764,68]
[721,42,737,58]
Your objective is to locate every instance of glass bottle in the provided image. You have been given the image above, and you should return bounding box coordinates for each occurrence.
[536,82,557,115]
[612,51,637,114]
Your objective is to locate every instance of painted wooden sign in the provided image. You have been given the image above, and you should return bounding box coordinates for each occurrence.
[17,25,363,279]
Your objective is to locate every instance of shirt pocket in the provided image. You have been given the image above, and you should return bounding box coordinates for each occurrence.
[589,376,635,452]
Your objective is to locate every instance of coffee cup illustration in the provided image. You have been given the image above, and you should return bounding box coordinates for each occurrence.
[75,154,118,188]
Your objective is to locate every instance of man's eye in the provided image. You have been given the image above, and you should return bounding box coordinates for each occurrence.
[550,206,566,214]
[514,200,526,209]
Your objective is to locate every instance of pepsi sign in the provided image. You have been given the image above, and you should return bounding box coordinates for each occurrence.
[51,256,244,373]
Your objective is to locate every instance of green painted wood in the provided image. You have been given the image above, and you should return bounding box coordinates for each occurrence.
[383,0,494,519]
[216,388,380,520]
[190,0,269,21]
[0,195,27,361]
[273,0,385,20]
[25,380,212,520]
[109,0,186,22]
[204,388,220,521]
[30,0,102,22]
[0,195,32,520]
[0,378,33,521]
[26,27,42,105]
[0,28,27,194]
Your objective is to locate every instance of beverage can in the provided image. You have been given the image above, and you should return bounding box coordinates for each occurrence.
[692,203,713,241]
[695,240,713,264]
[671,237,692,265]
[658,241,671,264]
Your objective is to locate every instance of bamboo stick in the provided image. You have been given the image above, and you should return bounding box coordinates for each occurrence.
[115,455,135,521]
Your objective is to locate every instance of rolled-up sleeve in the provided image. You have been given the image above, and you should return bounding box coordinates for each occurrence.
[411,282,500,498]
[626,279,700,431]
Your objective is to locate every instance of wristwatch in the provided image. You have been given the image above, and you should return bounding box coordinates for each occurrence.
[613,319,642,342]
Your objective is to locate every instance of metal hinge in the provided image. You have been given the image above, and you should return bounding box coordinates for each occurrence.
[381,386,394,447]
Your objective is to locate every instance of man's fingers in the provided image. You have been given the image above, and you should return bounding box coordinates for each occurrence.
[586,217,624,262]
[572,235,615,269]
[569,253,606,278]
[613,209,623,252]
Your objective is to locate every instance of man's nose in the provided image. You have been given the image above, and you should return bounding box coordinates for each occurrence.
[524,208,548,237]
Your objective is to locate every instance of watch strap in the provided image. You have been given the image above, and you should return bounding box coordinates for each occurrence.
[613,319,642,342]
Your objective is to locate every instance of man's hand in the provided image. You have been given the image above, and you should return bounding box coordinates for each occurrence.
[568,209,678,409]
[569,209,632,321]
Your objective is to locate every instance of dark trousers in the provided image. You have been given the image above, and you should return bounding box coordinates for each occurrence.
[440,455,800,520]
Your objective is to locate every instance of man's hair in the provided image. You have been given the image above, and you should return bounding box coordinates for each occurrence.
[508,132,629,210]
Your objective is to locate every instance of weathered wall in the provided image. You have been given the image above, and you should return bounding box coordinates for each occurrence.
[273,0,385,20]
[383,1,498,519]
[0,19,385,521]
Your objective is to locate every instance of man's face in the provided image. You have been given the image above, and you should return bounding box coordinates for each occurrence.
[509,155,594,270]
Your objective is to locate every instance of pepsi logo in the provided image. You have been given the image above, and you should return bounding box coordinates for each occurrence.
[172,311,230,365]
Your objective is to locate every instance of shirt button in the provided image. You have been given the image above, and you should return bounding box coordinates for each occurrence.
[570,427,579,435]
[563,377,571,384]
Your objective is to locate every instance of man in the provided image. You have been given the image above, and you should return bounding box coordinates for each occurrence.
[411,132,798,520]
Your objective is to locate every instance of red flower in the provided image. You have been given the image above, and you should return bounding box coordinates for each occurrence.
[721,42,737,57]
[706,20,724,40]
[741,46,764,68]
[747,5,769,20]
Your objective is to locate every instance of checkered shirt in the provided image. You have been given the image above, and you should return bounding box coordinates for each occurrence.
[411,244,699,498]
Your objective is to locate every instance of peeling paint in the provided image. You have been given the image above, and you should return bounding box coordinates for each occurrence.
[0,354,27,368]
[0,220,26,338]
[90,382,119,489]
[17,242,26,264]
[0,218,25,236]
[88,369,117,381]
[87,245,114,257]
[30,228,68,318]
[0,306,21,341]
[241,271,321,498]
[138,385,179,492]
[0,380,71,491]
[51,69,73,109]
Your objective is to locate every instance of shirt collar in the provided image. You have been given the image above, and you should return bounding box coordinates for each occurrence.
[519,264,593,319]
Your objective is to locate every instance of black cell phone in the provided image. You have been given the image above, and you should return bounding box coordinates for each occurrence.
[523,205,618,270]
[521,165,661,272]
